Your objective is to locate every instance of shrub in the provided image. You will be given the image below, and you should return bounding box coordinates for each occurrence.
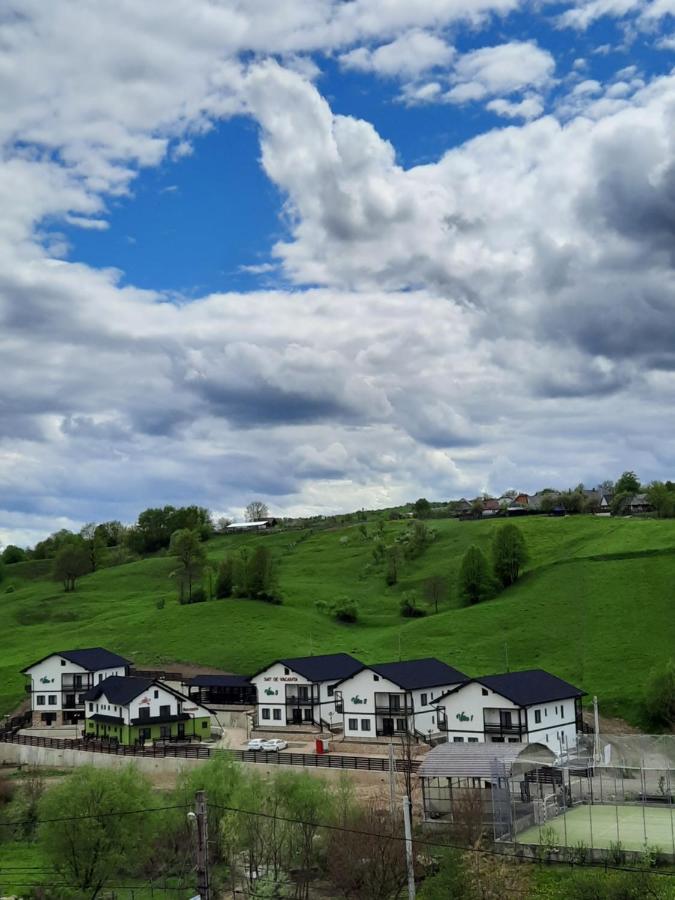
[458,546,494,605]
[644,659,675,729]
[190,586,207,604]
[156,597,165,609]
[400,592,426,618]
[215,557,234,598]
[5,585,14,593]
[333,597,359,623]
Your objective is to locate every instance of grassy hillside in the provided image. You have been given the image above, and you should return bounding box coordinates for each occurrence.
[2,516,674,726]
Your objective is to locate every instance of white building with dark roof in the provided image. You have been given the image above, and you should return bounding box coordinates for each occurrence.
[334,658,468,742]
[22,648,131,726]
[432,669,586,752]
[250,653,363,731]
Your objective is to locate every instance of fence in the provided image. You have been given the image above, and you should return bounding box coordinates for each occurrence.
[0,731,418,773]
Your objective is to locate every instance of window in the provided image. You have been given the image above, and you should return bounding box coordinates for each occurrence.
[432,716,435,725]
[482,688,488,696]
[373,674,379,682]
[508,738,519,743]
[560,705,564,718]
[468,737,479,743]
[430,692,434,699]
[273,709,282,721]
[262,708,270,720]
[348,718,358,730]
[61,659,66,666]
[421,693,428,707]
[88,703,93,712]
[327,685,334,696]
[202,720,208,728]
[534,709,541,724]
[303,709,312,722]
[48,695,57,705]
[138,707,150,721]
[37,695,45,706]
[396,718,405,732]
[555,706,558,714]
[546,734,549,742]
[284,667,290,675]
[154,690,159,699]
[98,673,103,683]
[159,705,171,718]
[361,719,371,731]
[160,725,171,739]
[453,736,464,743]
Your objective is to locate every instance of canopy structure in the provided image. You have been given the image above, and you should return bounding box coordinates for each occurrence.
[418,741,555,780]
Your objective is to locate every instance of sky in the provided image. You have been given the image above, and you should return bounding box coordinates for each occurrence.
[1,0,675,546]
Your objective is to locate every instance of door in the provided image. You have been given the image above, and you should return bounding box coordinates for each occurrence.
[500,711,513,730]
[382,717,394,736]
[138,727,151,743]
[390,695,401,713]
[292,708,302,725]
[177,723,185,738]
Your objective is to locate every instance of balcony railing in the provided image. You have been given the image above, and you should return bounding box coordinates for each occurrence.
[374,704,414,716]
[285,696,317,707]
[376,727,408,737]
[483,722,523,735]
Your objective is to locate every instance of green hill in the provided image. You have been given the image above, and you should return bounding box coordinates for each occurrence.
[2,516,674,727]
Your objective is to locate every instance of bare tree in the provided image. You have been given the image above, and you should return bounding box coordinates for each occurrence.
[326,806,409,900]
[423,575,448,614]
[245,500,269,522]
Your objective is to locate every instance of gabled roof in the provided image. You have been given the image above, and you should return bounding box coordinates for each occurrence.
[342,658,467,691]
[433,669,585,707]
[188,674,251,688]
[254,653,363,682]
[22,647,131,674]
[82,675,155,706]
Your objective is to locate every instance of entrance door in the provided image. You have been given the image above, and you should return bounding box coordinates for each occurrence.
[382,717,394,736]
[177,723,185,738]
[292,708,302,725]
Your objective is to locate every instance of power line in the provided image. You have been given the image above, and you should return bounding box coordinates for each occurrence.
[0,802,188,828]
[208,801,675,879]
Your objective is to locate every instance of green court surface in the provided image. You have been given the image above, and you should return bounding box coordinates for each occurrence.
[518,804,675,853]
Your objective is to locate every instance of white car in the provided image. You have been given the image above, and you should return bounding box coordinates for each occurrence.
[247,738,265,751]
[261,738,288,752]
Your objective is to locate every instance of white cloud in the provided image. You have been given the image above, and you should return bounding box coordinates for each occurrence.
[447,41,554,100]
[339,30,454,78]
[557,0,643,29]
[486,94,544,119]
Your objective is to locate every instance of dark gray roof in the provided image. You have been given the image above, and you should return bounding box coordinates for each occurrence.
[23,647,131,674]
[438,670,585,707]
[272,653,363,682]
[188,674,250,687]
[83,675,154,705]
[368,658,467,690]
[418,742,555,779]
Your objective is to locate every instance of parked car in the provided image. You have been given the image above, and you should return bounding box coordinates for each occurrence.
[262,738,288,752]
[247,738,265,751]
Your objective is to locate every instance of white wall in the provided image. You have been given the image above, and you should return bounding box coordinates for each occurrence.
[435,683,579,752]
[27,656,127,713]
[86,683,208,724]
[251,663,344,729]
[338,668,460,740]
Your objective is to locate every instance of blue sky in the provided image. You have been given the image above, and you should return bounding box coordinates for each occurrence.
[1,0,675,545]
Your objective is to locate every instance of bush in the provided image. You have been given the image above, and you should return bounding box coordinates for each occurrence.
[1,545,26,564]
[215,557,234,598]
[189,586,207,604]
[400,593,426,618]
[5,585,14,593]
[333,597,359,623]
[156,597,165,609]
[644,659,675,729]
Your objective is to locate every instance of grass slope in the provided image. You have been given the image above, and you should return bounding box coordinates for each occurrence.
[2,517,674,726]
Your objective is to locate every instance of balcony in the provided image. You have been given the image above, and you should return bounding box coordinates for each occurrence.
[483,723,523,736]
[374,703,413,716]
[285,695,317,707]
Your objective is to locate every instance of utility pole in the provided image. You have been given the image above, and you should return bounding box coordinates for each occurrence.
[593,695,600,762]
[195,790,210,900]
[402,795,416,900]
[388,741,396,817]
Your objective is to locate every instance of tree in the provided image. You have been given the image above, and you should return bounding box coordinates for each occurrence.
[385,544,402,586]
[645,659,675,729]
[245,500,269,522]
[216,556,235,598]
[458,546,494,605]
[646,482,675,518]
[423,574,448,614]
[80,522,106,571]
[248,546,275,598]
[400,591,426,618]
[492,524,529,587]
[39,766,154,899]
[94,520,126,547]
[1,545,26,564]
[52,542,91,592]
[615,471,641,495]
[413,497,432,518]
[325,807,409,900]
[169,528,206,603]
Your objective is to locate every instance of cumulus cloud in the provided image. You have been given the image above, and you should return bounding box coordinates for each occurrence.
[2,1,675,544]
[339,30,455,78]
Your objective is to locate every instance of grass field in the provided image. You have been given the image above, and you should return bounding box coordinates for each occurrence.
[2,515,674,726]
[518,803,675,853]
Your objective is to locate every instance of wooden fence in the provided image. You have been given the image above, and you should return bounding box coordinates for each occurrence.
[0,732,418,773]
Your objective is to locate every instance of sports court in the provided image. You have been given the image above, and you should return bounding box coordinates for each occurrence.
[517,804,675,852]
